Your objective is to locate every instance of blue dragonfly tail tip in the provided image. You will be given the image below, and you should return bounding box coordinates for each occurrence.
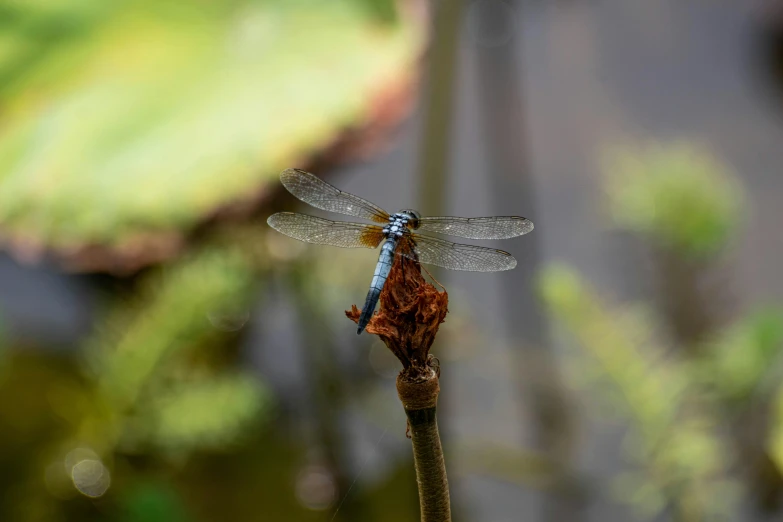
[357,326,364,335]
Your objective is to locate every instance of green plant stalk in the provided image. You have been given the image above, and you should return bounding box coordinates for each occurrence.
[398,372,451,522]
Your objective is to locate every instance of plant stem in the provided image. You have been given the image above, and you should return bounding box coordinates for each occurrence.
[398,370,451,522]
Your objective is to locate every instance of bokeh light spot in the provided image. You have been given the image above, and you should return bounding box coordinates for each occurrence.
[64,447,99,472]
[71,459,110,498]
[295,465,337,511]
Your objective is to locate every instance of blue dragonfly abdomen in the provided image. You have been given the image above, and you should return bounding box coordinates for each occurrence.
[357,237,397,333]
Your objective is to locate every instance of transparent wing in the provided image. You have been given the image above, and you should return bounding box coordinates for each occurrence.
[267,213,384,248]
[280,168,390,223]
[416,215,534,239]
[399,233,517,272]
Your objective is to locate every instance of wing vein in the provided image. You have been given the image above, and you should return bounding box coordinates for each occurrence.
[399,233,517,272]
[416,215,534,239]
[280,168,390,223]
[267,213,384,249]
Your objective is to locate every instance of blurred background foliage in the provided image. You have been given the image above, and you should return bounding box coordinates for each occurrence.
[540,143,783,520]
[0,0,425,521]
[604,144,742,258]
[1,1,783,522]
[0,0,421,269]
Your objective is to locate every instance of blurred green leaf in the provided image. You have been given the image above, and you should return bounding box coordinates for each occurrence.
[611,473,666,518]
[145,372,268,453]
[0,0,423,251]
[604,143,742,257]
[538,264,685,433]
[119,481,191,522]
[87,250,255,407]
[695,307,783,403]
[538,263,734,520]
[770,394,783,475]
[763,312,783,472]
[350,0,399,23]
[78,248,261,460]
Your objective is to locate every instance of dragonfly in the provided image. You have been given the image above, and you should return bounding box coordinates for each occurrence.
[267,169,534,334]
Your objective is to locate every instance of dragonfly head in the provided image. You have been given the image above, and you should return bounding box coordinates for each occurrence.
[398,209,421,229]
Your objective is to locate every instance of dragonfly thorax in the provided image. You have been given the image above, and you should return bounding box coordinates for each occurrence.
[382,213,414,238]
